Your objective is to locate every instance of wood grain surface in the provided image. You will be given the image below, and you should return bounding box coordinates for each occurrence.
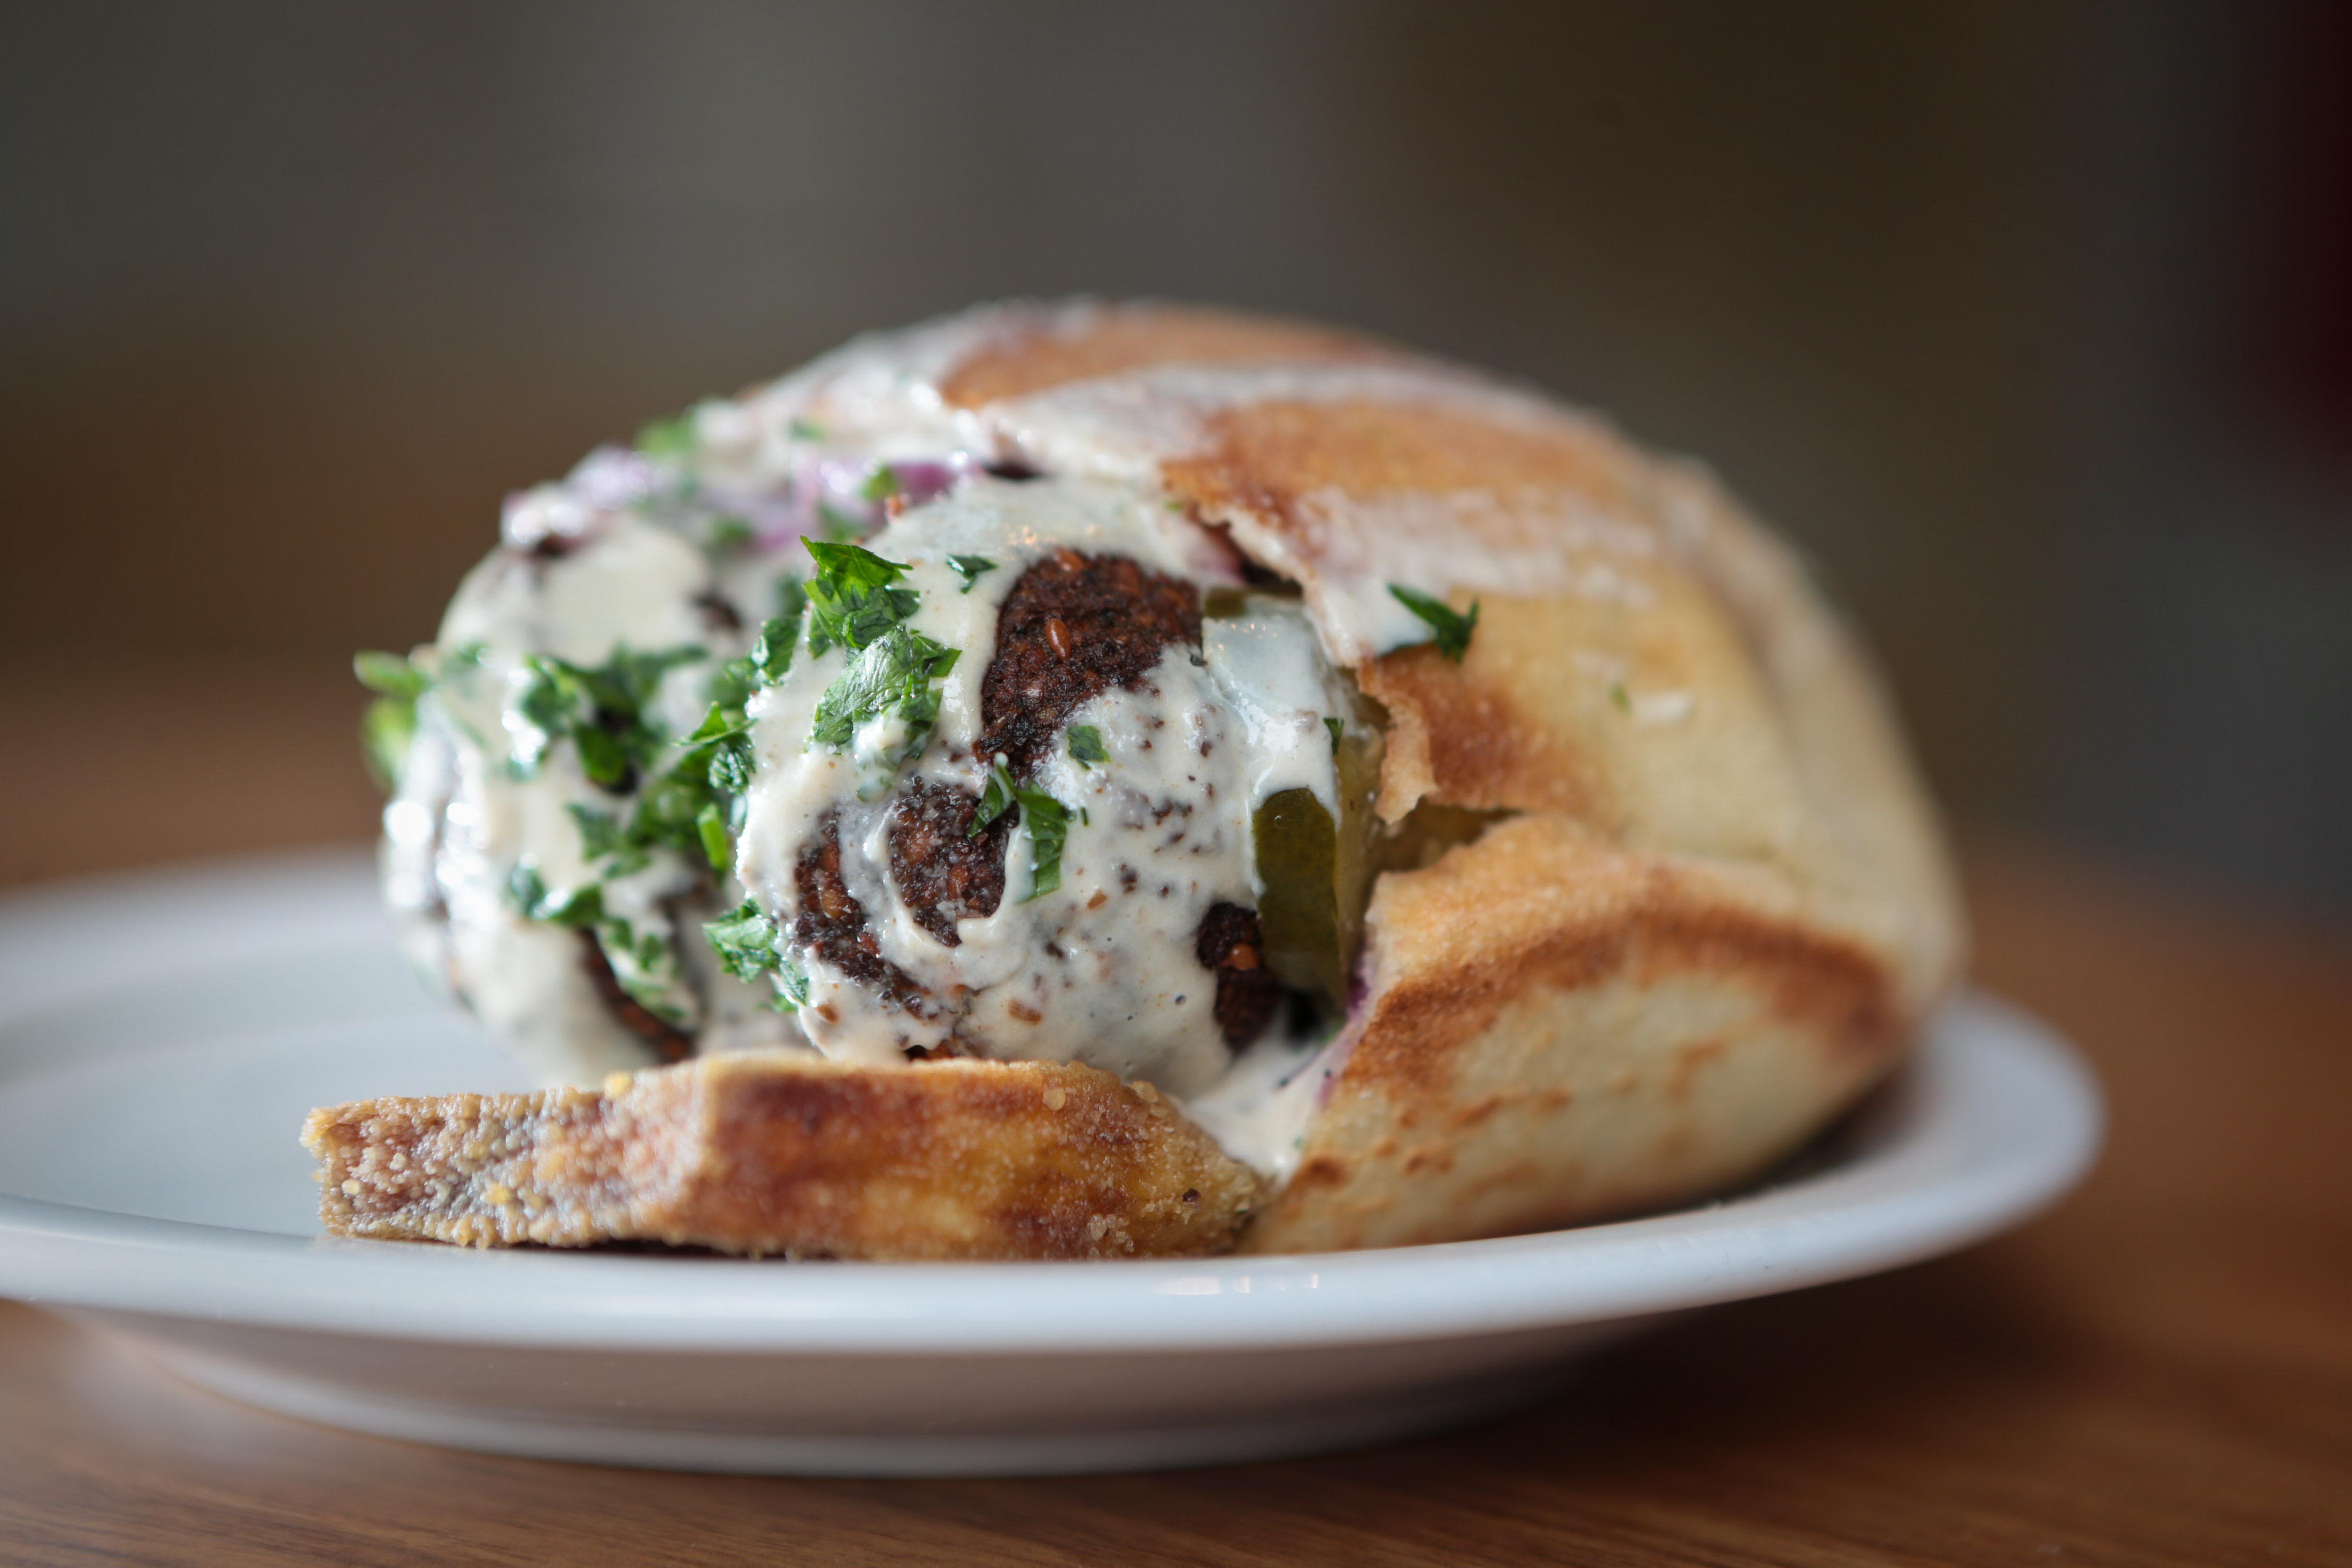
[1,665,2347,1567]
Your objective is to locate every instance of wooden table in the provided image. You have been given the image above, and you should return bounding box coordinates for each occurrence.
[2,666,2347,1566]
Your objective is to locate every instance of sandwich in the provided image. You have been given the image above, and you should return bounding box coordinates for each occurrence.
[311,300,1963,1258]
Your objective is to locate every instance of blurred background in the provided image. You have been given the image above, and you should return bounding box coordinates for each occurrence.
[3,0,2349,915]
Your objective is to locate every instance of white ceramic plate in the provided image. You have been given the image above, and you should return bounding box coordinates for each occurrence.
[0,852,2099,1476]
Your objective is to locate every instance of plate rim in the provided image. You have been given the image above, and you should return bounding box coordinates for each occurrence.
[0,855,2102,1355]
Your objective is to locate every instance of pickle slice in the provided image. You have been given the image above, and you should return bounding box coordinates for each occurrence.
[1254,787,1338,1004]
[1253,723,1381,1012]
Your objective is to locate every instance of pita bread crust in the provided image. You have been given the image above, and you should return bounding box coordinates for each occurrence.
[304,1054,1257,1260]
[939,302,1401,408]
[752,301,1965,1247]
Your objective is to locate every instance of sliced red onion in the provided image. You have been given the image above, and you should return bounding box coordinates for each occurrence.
[566,446,664,510]
[517,439,990,556]
[889,458,970,504]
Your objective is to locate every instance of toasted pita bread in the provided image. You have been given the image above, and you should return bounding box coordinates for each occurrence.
[757,301,1963,1250]
[305,1053,1257,1260]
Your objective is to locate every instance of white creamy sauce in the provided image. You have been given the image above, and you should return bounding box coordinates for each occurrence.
[734,476,1351,1146]
[1179,1029,1345,1187]
[386,691,660,1085]
[384,492,811,1083]
[734,307,1012,469]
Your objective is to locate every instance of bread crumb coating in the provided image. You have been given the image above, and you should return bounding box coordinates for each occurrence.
[303,1051,1259,1260]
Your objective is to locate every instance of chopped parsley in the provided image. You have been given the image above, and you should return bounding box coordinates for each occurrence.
[1067,724,1107,767]
[800,541,960,781]
[627,751,739,871]
[802,540,919,656]
[807,623,960,760]
[702,899,807,1010]
[360,698,416,790]
[771,571,808,632]
[599,912,677,1006]
[947,554,997,593]
[507,862,604,928]
[703,898,785,982]
[1388,584,1480,663]
[354,650,429,701]
[860,462,901,503]
[567,803,650,876]
[1017,784,1070,901]
[511,862,689,1023]
[970,760,1018,835]
[625,618,794,871]
[635,407,701,459]
[353,645,481,790]
[508,605,799,884]
[1609,680,1632,715]
[751,587,804,681]
[766,956,810,1012]
[1325,715,1345,756]
[788,417,824,442]
[695,802,731,874]
[512,644,707,789]
[965,758,1070,900]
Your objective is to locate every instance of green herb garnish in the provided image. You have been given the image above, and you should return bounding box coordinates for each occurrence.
[1387,584,1480,663]
[568,803,651,876]
[704,898,786,983]
[1324,716,1344,756]
[507,862,605,928]
[800,541,960,779]
[635,407,701,459]
[511,867,691,1022]
[773,955,811,1011]
[695,802,731,873]
[360,697,416,790]
[860,463,900,503]
[1068,725,1107,768]
[963,759,1069,900]
[971,760,1017,836]
[353,649,449,788]
[512,644,706,788]
[1609,681,1632,715]
[623,619,797,870]
[807,624,960,763]
[1016,784,1070,901]
[353,646,489,789]
[749,598,802,683]
[802,540,919,656]
[788,417,824,442]
[948,554,997,593]
[626,747,738,865]
[772,572,808,636]
[353,650,429,700]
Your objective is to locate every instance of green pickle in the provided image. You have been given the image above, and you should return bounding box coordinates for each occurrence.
[1252,725,1380,1013]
